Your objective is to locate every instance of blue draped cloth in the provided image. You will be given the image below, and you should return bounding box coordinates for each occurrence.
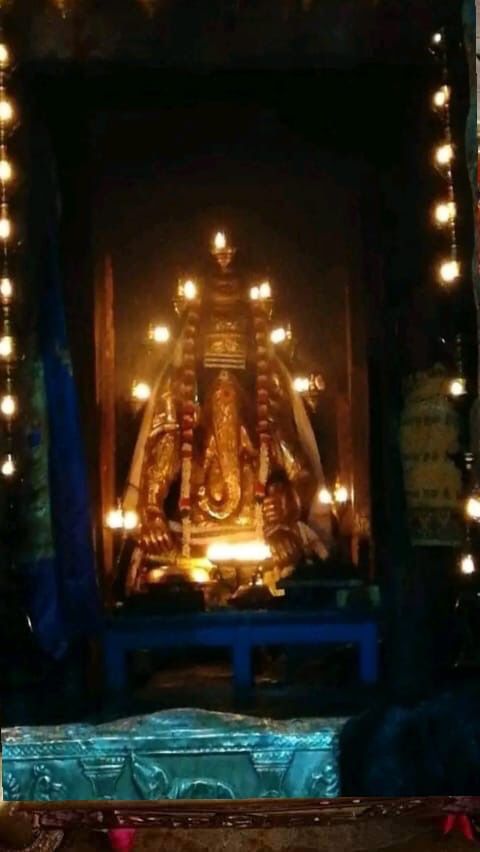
[19,124,101,659]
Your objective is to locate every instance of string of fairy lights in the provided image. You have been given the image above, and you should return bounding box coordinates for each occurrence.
[0,31,17,481]
[430,30,461,290]
[429,29,479,575]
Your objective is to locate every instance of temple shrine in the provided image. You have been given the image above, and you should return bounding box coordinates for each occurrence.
[0,0,478,829]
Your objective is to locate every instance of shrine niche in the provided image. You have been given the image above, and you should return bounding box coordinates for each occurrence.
[86,71,373,617]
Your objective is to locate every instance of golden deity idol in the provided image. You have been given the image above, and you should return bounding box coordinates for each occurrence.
[121,233,330,599]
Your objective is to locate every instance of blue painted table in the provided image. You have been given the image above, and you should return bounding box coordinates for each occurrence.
[103,610,379,693]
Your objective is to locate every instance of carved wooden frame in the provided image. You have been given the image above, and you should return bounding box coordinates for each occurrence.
[11,796,480,831]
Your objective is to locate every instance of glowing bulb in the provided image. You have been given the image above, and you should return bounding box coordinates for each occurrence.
[0,335,13,358]
[334,484,349,504]
[105,508,124,530]
[270,326,287,345]
[432,86,449,108]
[0,44,10,67]
[466,495,480,521]
[1,453,15,477]
[0,215,11,239]
[182,279,198,301]
[460,553,475,575]
[435,143,454,166]
[132,381,151,402]
[0,394,16,417]
[191,566,210,584]
[213,231,227,251]
[318,487,333,505]
[123,509,139,531]
[249,286,260,301]
[439,260,460,284]
[0,158,12,183]
[434,201,456,224]
[0,98,13,123]
[150,324,170,344]
[207,540,271,563]
[448,377,466,397]
[259,281,272,300]
[0,278,12,300]
[432,32,442,45]
[293,376,310,393]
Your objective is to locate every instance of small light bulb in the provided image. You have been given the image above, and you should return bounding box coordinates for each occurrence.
[0,335,13,358]
[334,484,349,504]
[0,277,12,300]
[435,143,454,166]
[448,377,466,397]
[0,158,12,183]
[270,326,287,345]
[293,376,310,393]
[0,98,13,124]
[213,231,227,251]
[439,259,460,284]
[106,508,124,530]
[432,86,449,108]
[434,201,456,225]
[132,381,151,402]
[123,509,139,531]
[0,393,16,417]
[150,324,170,344]
[259,281,272,300]
[318,487,333,505]
[432,32,443,45]
[182,279,198,301]
[0,215,11,240]
[0,44,10,67]
[1,453,15,477]
[249,286,260,301]
[466,495,480,521]
[460,553,475,575]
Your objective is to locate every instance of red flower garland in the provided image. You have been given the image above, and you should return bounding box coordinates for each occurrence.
[179,303,200,555]
[251,300,271,533]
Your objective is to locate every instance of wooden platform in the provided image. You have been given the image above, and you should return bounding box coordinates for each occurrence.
[103,609,379,693]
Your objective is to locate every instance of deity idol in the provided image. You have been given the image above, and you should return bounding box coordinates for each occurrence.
[121,233,330,598]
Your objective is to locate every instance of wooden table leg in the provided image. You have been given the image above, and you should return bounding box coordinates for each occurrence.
[232,640,253,691]
[358,623,379,684]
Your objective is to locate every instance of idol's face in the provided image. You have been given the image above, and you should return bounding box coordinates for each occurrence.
[207,273,246,311]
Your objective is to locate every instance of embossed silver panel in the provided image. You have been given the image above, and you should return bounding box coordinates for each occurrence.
[2,710,345,802]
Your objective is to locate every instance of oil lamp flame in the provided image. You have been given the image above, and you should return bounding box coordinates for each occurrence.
[318,487,332,505]
[213,231,227,251]
[132,381,152,402]
[334,484,349,504]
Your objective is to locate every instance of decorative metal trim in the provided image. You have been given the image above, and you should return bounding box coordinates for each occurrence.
[12,797,480,831]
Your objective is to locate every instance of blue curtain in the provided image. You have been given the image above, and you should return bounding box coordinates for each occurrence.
[18,120,101,659]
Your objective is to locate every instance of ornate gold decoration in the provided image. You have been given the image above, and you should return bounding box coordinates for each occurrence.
[198,371,249,521]
[123,235,324,598]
